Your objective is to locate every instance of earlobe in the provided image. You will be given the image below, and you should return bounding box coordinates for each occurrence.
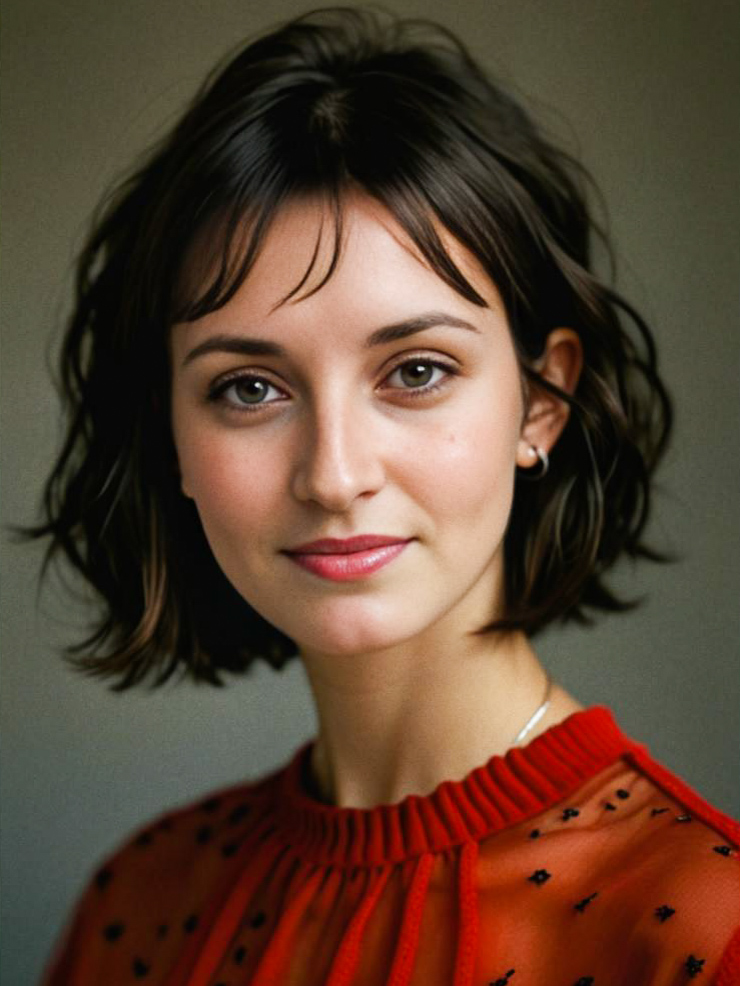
[515,442,549,479]
[516,440,537,469]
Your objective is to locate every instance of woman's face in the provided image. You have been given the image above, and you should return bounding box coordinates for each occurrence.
[170,193,529,657]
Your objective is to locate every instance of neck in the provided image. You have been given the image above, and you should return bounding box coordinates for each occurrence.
[300,629,584,809]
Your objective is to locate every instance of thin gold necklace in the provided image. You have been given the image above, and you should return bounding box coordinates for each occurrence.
[310,669,555,803]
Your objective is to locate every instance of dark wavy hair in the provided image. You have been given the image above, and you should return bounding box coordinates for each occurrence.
[19,5,674,690]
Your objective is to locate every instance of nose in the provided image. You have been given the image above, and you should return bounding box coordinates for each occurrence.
[290,395,385,512]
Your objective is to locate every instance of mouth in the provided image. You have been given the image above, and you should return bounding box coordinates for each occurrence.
[284,535,411,555]
[282,540,412,582]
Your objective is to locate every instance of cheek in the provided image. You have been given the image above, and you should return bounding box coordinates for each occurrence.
[412,389,521,518]
[177,427,286,538]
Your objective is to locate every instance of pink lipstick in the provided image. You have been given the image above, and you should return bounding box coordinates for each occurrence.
[283,536,411,582]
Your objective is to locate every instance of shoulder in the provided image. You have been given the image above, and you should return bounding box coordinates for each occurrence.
[40,768,283,984]
[91,775,272,904]
[504,737,740,983]
[606,746,740,982]
[622,744,740,867]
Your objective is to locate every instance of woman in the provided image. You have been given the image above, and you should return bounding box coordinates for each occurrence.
[28,7,739,984]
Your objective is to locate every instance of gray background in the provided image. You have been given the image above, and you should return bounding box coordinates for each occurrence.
[2,1,738,983]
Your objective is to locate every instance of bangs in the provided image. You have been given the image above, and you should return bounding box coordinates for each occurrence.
[157,32,556,331]
[169,180,490,328]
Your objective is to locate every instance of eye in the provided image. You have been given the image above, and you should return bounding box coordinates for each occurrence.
[206,356,459,415]
[383,357,458,397]
[207,374,286,411]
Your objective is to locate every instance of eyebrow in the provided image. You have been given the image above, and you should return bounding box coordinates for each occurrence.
[181,311,481,367]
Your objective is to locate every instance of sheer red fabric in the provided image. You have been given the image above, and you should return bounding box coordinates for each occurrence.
[41,707,740,985]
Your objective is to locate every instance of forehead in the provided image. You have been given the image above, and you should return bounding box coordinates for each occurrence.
[173,190,505,334]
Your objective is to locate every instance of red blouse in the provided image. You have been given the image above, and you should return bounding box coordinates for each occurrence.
[41,706,740,985]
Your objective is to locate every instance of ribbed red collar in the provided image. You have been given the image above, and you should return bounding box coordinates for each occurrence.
[269,706,646,867]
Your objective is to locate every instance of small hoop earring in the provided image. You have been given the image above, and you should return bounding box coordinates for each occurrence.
[517,445,549,481]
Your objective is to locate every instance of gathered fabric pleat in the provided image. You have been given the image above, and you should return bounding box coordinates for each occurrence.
[386,853,435,985]
[277,708,639,867]
[325,866,394,986]
[168,823,287,986]
[249,863,326,985]
[453,841,479,986]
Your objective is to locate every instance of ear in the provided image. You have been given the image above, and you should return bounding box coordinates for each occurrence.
[152,392,194,500]
[169,438,193,501]
[176,459,194,500]
[169,450,193,499]
[516,328,583,469]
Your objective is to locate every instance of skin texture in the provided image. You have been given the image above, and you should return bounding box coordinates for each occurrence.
[170,192,585,809]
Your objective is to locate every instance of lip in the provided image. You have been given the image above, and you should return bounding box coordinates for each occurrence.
[285,535,410,555]
[284,541,411,582]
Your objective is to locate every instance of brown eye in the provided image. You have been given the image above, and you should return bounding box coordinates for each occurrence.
[399,362,435,388]
[384,358,457,396]
[233,378,270,404]
[208,374,286,412]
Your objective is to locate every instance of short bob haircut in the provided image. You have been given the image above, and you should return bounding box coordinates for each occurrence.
[23,5,674,690]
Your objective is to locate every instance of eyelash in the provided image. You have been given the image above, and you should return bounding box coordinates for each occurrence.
[206,356,460,414]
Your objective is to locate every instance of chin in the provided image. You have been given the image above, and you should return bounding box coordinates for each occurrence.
[285,598,426,658]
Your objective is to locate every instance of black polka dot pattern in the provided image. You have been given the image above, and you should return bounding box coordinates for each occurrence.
[574,892,598,912]
[199,797,222,813]
[490,969,515,985]
[95,867,113,890]
[132,957,150,978]
[141,790,726,982]
[102,922,125,941]
[229,803,252,825]
[63,721,738,986]
[685,954,705,977]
